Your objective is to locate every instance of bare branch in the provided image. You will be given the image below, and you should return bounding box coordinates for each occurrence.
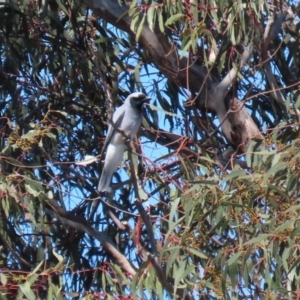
[135,199,157,256]
[46,200,137,276]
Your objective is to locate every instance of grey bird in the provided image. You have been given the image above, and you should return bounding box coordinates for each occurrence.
[98,92,150,192]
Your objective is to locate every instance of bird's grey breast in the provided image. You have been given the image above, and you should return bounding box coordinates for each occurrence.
[110,105,142,145]
[123,105,143,139]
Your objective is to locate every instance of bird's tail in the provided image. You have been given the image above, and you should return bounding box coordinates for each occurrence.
[98,169,112,193]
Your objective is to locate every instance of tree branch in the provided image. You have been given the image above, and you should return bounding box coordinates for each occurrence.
[84,0,263,153]
[46,199,137,276]
[262,7,287,106]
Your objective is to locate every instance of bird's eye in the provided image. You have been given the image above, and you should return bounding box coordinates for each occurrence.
[133,96,144,101]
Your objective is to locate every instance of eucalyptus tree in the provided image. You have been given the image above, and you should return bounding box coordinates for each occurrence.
[0,0,300,299]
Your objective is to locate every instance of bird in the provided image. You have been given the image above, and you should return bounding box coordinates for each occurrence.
[98,92,150,192]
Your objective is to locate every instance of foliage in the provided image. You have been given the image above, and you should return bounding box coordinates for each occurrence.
[0,0,300,299]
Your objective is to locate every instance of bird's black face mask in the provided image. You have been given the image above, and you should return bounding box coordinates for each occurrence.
[130,95,150,110]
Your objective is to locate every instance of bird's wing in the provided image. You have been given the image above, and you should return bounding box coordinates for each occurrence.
[99,105,126,162]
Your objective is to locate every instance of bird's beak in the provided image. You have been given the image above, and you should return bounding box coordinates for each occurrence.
[142,96,151,103]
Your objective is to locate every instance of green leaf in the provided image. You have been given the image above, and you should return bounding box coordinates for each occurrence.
[136,14,146,42]
[165,246,180,277]
[155,278,163,300]
[178,155,190,179]
[147,6,156,32]
[263,162,287,184]
[2,195,9,218]
[243,234,270,245]
[0,273,7,285]
[173,259,186,296]
[65,293,79,298]
[246,139,265,168]
[190,179,218,185]
[31,260,44,275]
[158,9,164,33]
[24,178,44,192]
[223,169,248,181]
[46,132,57,140]
[188,248,208,259]
[274,220,294,233]
[165,216,185,242]
[148,103,183,118]
[288,255,300,274]
[286,173,297,195]
[4,157,24,167]
[27,274,39,285]
[180,39,192,58]
[53,250,64,262]
[130,11,140,32]
[110,263,129,285]
[218,51,227,74]
[19,282,36,300]
[267,184,289,201]
[56,0,69,16]
[285,204,300,213]
[47,278,53,300]
[53,110,67,117]
[230,20,236,45]
[227,252,241,266]
[165,13,184,26]
[25,184,41,197]
[282,247,290,273]
[169,197,180,223]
